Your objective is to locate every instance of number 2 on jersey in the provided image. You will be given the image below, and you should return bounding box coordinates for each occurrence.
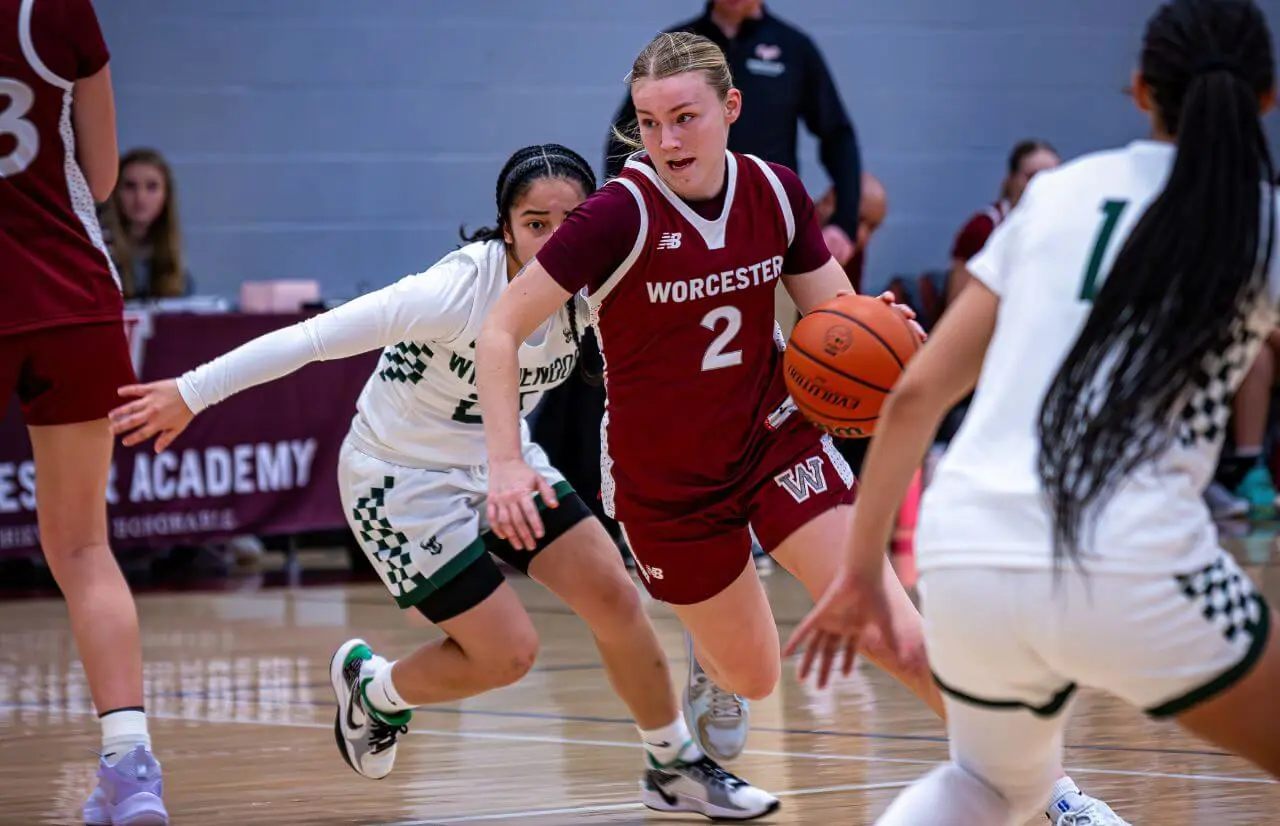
[0,77,39,178]
[701,305,743,371]
[1079,199,1129,301]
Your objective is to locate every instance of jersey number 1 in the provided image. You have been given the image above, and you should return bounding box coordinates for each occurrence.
[1079,199,1129,301]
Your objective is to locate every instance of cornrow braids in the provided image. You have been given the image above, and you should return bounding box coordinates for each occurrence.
[1037,0,1276,572]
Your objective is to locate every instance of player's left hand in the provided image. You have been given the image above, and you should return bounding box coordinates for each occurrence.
[784,564,900,689]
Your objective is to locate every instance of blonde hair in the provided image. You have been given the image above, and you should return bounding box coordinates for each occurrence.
[612,32,734,151]
[102,148,187,299]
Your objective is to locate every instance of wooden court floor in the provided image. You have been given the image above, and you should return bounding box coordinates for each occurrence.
[1,540,1278,825]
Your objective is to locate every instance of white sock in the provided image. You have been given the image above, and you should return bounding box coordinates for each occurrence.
[100,708,151,766]
[1046,776,1086,819]
[639,714,702,767]
[365,661,414,716]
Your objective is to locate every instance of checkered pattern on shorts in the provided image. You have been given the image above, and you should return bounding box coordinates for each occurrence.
[351,475,426,596]
[1175,556,1265,646]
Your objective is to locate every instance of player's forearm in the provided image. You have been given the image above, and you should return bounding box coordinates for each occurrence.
[844,389,942,572]
[176,322,326,413]
[784,258,854,315]
[177,289,410,413]
[475,327,527,463]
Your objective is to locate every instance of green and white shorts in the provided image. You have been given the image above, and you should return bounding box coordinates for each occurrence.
[337,435,572,609]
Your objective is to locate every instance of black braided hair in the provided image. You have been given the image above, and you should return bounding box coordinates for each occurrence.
[1037,0,1276,571]
[460,144,601,385]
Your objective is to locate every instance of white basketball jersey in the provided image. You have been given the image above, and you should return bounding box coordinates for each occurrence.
[918,140,1280,574]
[348,240,582,468]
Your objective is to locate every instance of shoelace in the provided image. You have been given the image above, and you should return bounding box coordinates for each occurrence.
[368,716,409,754]
[1056,810,1096,826]
[682,756,747,789]
[694,674,744,721]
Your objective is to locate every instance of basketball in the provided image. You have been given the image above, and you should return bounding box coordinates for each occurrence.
[784,294,922,438]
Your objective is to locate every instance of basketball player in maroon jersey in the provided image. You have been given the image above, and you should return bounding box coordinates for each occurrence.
[477,31,1126,824]
[479,26,934,743]
[0,0,168,823]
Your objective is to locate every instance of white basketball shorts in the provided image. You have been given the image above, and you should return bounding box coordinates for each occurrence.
[920,551,1271,718]
[337,436,569,609]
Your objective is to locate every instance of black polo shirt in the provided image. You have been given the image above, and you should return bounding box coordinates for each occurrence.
[604,3,862,238]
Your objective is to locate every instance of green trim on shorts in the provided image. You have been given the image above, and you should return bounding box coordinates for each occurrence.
[392,537,488,609]
[1146,594,1273,718]
[533,480,575,510]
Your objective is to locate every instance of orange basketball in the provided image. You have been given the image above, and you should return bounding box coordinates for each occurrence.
[784,294,922,438]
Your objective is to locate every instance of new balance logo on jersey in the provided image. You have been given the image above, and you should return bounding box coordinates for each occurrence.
[637,562,664,582]
[657,232,682,250]
[774,457,828,503]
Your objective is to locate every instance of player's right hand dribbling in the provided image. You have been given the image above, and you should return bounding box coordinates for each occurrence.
[487,458,557,551]
[109,380,195,453]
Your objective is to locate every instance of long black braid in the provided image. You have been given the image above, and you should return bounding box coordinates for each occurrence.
[1037,0,1276,571]
[460,144,602,385]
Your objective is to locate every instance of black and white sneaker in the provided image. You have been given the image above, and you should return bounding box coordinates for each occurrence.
[329,638,411,780]
[641,755,779,820]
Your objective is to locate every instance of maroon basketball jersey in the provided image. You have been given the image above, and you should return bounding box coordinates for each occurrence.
[0,0,121,337]
[588,152,799,518]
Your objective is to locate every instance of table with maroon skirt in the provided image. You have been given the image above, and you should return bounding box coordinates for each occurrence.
[0,311,378,559]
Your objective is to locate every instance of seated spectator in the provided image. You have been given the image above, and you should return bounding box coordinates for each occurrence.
[101,148,192,300]
[945,139,1060,306]
[102,149,263,567]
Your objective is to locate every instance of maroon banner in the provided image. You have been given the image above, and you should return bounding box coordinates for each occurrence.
[0,312,379,557]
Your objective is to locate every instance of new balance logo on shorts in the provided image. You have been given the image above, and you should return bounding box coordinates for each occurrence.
[657,232,682,250]
[774,457,827,503]
[637,562,664,582]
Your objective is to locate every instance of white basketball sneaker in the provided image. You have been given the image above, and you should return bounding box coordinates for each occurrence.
[330,638,411,780]
[683,633,750,762]
[642,753,779,820]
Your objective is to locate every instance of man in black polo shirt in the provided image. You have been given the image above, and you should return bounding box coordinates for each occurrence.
[605,0,862,265]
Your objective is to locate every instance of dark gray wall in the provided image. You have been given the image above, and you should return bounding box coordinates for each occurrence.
[97,0,1280,297]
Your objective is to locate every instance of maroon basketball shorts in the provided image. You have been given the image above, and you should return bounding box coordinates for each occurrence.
[620,416,858,605]
[0,320,137,426]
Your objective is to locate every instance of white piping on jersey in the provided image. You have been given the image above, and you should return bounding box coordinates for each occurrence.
[820,433,855,490]
[624,150,738,250]
[19,0,71,89]
[588,177,649,321]
[20,0,119,291]
[56,93,118,289]
[743,154,795,246]
[594,319,618,519]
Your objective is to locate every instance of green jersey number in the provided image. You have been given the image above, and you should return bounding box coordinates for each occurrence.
[1079,199,1129,301]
